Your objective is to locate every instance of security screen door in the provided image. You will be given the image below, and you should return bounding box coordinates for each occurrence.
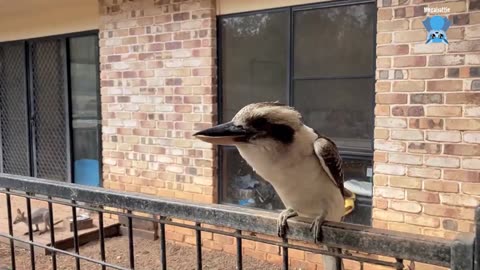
[0,33,101,185]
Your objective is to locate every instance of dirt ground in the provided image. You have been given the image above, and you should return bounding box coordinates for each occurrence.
[0,235,281,270]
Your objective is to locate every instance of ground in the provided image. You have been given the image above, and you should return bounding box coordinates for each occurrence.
[0,235,281,270]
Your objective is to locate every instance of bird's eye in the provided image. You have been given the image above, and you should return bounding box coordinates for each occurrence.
[431,34,436,38]
[439,34,444,38]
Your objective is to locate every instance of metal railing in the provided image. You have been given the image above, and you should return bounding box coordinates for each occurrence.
[0,173,478,270]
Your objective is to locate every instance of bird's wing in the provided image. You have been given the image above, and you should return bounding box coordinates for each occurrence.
[313,134,345,197]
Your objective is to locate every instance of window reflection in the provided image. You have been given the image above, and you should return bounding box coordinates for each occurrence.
[221,11,288,121]
[69,36,101,187]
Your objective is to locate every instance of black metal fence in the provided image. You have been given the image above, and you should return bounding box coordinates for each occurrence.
[0,173,478,270]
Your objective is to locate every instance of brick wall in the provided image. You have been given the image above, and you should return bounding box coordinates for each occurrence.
[375,0,480,239]
[99,0,217,204]
[97,0,480,268]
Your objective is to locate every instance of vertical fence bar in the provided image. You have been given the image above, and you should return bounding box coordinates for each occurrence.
[26,195,36,270]
[159,220,167,270]
[127,210,135,269]
[6,189,16,270]
[451,233,475,270]
[47,198,57,270]
[235,230,242,270]
[98,207,106,270]
[282,238,289,270]
[195,222,202,270]
[395,258,404,270]
[71,200,81,270]
[475,206,480,270]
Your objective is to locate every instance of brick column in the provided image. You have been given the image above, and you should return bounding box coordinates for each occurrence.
[98,0,217,203]
[375,0,480,238]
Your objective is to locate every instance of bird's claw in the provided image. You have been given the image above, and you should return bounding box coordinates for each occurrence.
[277,208,297,238]
[310,212,327,244]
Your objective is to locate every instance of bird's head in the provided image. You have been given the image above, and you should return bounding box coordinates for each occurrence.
[193,102,303,146]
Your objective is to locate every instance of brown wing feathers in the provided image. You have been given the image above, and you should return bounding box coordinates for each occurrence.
[313,132,345,198]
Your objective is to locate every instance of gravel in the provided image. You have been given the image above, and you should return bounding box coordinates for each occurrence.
[0,236,281,270]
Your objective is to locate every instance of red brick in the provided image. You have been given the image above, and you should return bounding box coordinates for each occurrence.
[446,119,480,131]
[408,142,442,154]
[423,204,475,220]
[425,156,460,168]
[377,33,392,44]
[389,222,423,234]
[405,214,440,228]
[446,93,480,105]
[409,68,445,79]
[440,194,479,208]
[378,20,409,32]
[462,183,480,195]
[394,56,427,67]
[391,106,424,116]
[410,94,443,104]
[165,41,182,50]
[407,190,440,203]
[429,55,465,66]
[407,167,441,179]
[373,209,404,222]
[378,8,393,20]
[377,44,409,56]
[376,93,407,104]
[426,106,462,117]
[444,169,480,182]
[424,180,459,193]
[375,105,390,116]
[389,176,422,189]
[427,80,463,92]
[394,30,425,42]
[444,144,480,156]
[373,198,389,209]
[392,81,424,92]
[409,118,443,129]
[390,200,421,214]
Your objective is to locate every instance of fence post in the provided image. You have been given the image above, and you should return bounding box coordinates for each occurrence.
[475,206,480,270]
[451,232,474,270]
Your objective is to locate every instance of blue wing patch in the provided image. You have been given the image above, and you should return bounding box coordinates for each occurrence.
[423,16,450,45]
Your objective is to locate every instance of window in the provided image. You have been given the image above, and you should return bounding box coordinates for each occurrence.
[0,32,101,186]
[218,1,376,225]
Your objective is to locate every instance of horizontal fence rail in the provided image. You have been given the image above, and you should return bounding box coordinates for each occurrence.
[0,173,477,270]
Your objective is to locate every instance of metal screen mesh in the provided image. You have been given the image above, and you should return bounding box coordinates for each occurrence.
[30,39,68,181]
[0,42,30,176]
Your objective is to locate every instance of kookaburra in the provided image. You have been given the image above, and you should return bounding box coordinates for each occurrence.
[193,102,348,270]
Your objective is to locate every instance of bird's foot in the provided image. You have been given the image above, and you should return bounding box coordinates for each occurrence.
[310,211,327,244]
[277,208,298,238]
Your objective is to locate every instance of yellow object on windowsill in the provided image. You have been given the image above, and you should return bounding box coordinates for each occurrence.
[344,189,356,216]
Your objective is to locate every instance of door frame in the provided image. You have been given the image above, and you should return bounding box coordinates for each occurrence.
[0,30,102,186]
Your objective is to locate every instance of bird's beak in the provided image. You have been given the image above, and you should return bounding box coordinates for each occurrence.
[193,121,250,145]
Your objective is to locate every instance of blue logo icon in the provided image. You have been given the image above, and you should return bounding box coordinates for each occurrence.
[423,16,451,44]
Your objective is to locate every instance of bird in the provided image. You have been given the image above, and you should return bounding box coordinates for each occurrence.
[193,101,348,270]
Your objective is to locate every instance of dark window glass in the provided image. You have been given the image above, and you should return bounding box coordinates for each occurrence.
[220,11,289,209]
[294,4,375,78]
[69,36,101,187]
[293,79,374,154]
[221,11,289,121]
[219,3,376,225]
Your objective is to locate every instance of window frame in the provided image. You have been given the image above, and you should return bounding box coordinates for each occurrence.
[216,0,377,213]
[0,30,102,185]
